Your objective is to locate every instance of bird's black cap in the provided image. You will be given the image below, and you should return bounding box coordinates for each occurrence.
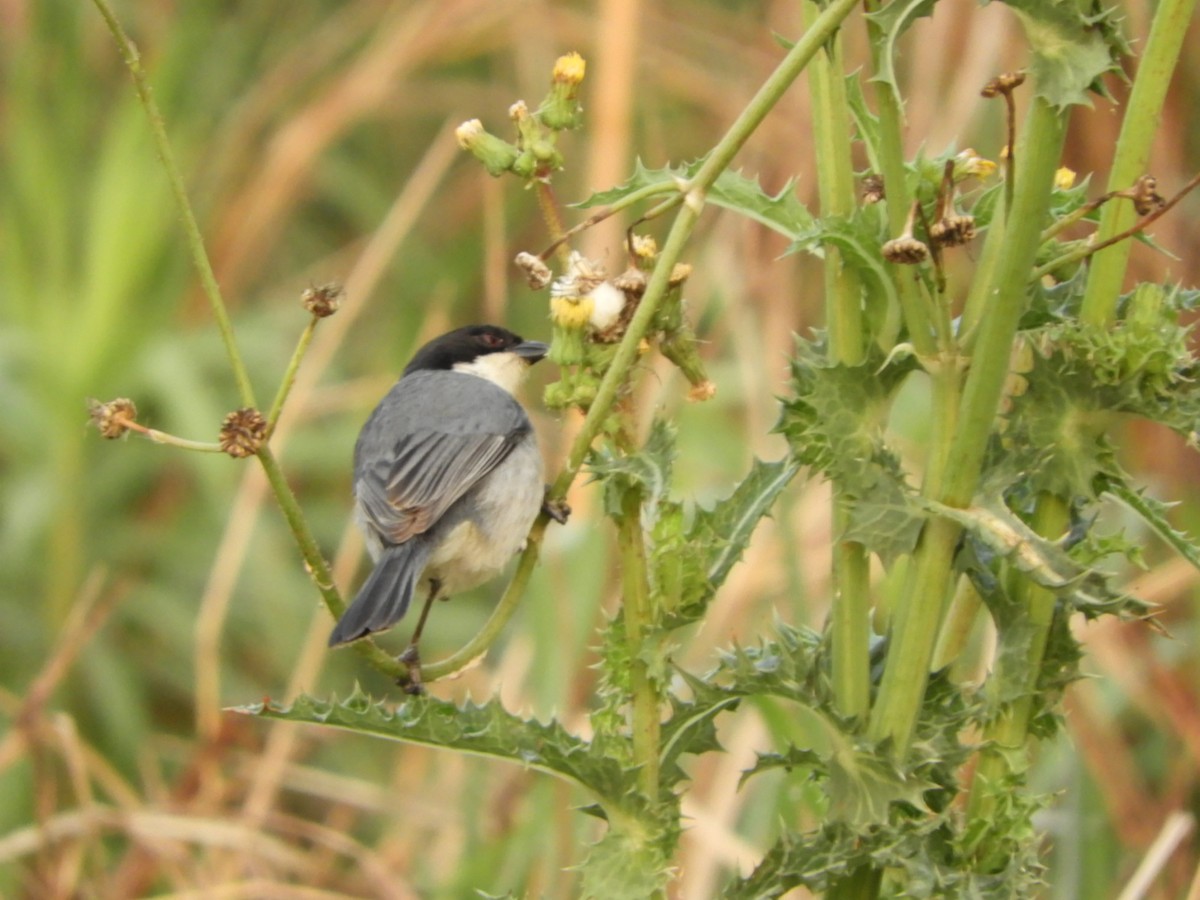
[403,325,547,376]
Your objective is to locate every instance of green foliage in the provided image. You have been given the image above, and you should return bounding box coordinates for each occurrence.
[577,160,815,238]
[778,339,921,564]
[238,689,650,817]
[990,0,1129,108]
[49,0,1197,897]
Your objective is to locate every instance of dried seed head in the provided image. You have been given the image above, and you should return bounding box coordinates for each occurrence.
[588,281,627,332]
[929,214,977,248]
[219,408,268,458]
[1132,174,1165,216]
[514,251,552,290]
[668,263,693,286]
[302,283,344,318]
[89,397,137,439]
[687,380,717,402]
[862,174,885,204]
[882,236,930,265]
[551,251,607,298]
[631,234,658,261]
[1054,167,1077,190]
[612,267,648,297]
[981,70,1026,98]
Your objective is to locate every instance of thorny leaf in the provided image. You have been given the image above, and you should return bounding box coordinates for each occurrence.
[234,690,648,818]
[653,456,801,628]
[926,493,1153,621]
[578,829,675,900]
[576,160,815,239]
[989,0,1128,109]
[865,0,941,109]
[779,338,922,564]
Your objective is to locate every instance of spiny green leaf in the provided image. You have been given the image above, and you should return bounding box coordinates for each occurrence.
[742,734,934,827]
[588,418,676,521]
[786,214,899,333]
[1099,473,1200,574]
[578,829,674,900]
[232,690,645,815]
[865,0,941,107]
[575,160,815,239]
[990,0,1127,109]
[926,494,1153,621]
[779,339,922,563]
[652,456,800,629]
[657,672,739,790]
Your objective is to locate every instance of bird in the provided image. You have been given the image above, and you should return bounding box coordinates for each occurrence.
[329,324,558,691]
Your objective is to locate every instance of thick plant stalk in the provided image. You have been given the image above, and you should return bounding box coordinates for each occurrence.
[805,0,870,724]
[1080,0,1199,326]
[967,495,1068,828]
[869,98,1068,756]
[620,486,660,802]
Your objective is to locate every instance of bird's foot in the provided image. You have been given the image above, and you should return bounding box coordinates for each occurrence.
[397,645,425,695]
[542,493,571,525]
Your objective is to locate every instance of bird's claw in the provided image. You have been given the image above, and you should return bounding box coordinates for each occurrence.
[398,645,425,695]
[542,494,571,525]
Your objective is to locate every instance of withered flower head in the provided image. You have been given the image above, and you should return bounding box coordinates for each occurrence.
[514,251,553,290]
[89,397,137,439]
[668,263,693,287]
[219,408,268,458]
[862,174,885,204]
[882,236,930,265]
[1132,174,1165,216]
[929,214,977,248]
[981,71,1026,98]
[302,283,344,318]
[612,267,648,298]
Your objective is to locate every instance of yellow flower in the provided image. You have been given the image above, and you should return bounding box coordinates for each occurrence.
[1054,167,1076,190]
[553,52,586,86]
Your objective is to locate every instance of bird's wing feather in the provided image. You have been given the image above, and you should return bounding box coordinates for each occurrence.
[355,431,516,544]
[353,371,531,546]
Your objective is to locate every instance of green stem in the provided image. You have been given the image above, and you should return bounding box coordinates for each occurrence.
[256,445,403,680]
[805,0,870,724]
[1080,0,1199,326]
[550,0,861,501]
[266,317,319,431]
[966,496,1068,828]
[869,98,1068,755]
[420,518,547,682]
[91,0,257,409]
[619,486,661,802]
[864,6,936,359]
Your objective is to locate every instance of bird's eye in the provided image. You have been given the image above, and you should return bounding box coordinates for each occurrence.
[480,332,504,348]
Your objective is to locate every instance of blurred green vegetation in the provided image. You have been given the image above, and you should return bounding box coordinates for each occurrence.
[2,0,1198,896]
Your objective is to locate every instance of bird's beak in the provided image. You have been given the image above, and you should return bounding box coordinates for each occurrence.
[513,340,549,363]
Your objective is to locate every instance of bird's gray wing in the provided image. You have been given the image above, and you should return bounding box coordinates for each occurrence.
[354,372,530,545]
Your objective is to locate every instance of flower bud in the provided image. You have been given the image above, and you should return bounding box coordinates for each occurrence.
[539,52,586,131]
[455,119,520,176]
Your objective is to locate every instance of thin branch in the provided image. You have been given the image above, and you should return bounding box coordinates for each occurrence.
[90,0,257,409]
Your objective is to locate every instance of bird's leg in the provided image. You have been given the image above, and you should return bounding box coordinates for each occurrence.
[398,579,442,695]
[542,487,571,525]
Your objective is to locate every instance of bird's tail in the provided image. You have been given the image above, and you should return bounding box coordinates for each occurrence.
[328,541,431,646]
